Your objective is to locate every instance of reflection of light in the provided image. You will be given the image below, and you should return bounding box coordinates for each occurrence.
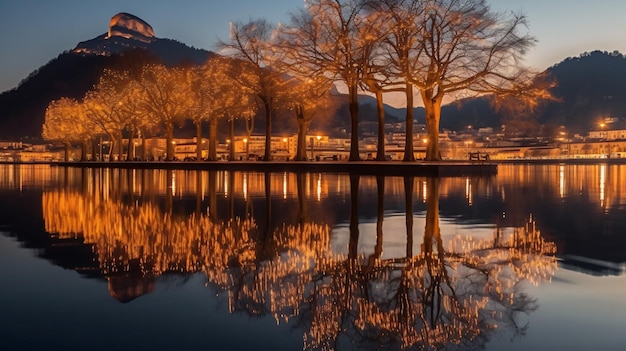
[171,171,176,196]
[283,172,287,200]
[465,178,472,206]
[243,173,248,200]
[224,171,229,197]
[317,174,322,201]
[600,164,606,208]
[422,181,427,202]
[132,169,137,195]
[559,165,565,199]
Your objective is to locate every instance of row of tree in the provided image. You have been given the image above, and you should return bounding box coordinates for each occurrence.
[44,0,552,162]
[42,55,335,162]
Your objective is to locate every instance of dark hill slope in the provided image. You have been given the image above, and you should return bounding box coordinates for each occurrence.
[0,52,110,138]
[538,50,626,133]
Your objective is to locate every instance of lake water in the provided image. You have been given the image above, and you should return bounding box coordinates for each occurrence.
[1,163,625,351]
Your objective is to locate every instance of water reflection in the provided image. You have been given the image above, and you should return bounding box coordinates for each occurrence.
[36,167,557,350]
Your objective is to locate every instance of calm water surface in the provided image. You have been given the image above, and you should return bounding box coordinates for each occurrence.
[1,164,625,350]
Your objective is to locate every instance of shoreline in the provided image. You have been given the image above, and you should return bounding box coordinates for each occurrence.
[4,157,626,175]
[1,160,498,177]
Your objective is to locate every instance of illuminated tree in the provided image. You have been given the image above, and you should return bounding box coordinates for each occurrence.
[42,97,94,162]
[363,0,425,161]
[137,64,194,161]
[278,76,336,161]
[282,0,386,161]
[355,5,402,161]
[84,69,135,161]
[218,19,282,161]
[120,79,151,161]
[189,57,255,161]
[404,0,551,160]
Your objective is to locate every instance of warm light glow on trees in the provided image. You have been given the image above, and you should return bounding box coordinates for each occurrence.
[405,0,551,160]
[278,76,336,161]
[282,0,385,161]
[42,97,94,161]
[365,0,425,161]
[188,57,248,161]
[84,69,138,161]
[137,64,195,161]
[219,19,282,161]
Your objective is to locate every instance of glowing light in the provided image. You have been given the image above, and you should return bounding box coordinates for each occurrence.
[317,174,322,201]
[243,172,248,200]
[559,165,565,199]
[600,164,606,208]
[465,178,473,206]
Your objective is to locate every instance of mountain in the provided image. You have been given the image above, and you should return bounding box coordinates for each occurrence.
[0,13,213,139]
[73,13,211,66]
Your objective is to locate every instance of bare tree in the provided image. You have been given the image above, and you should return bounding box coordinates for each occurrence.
[281,0,385,161]
[407,0,551,160]
[218,19,281,161]
[365,0,427,161]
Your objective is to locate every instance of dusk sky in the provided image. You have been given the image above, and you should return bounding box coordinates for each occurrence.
[1,0,625,93]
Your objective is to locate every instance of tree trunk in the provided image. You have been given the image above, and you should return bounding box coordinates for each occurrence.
[348,83,360,161]
[80,140,88,162]
[99,136,103,161]
[165,124,175,161]
[375,89,386,161]
[91,138,97,161]
[295,108,308,161]
[108,138,115,162]
[263,97,272,161]
[209,118,217,161]
[404,83,415,161]
[64,143,70,162]
[141,131,147,161]
[228,118,235,161]
[422,90,443,161]
[196,122,203,161]
[117,130,124,161]
[127,129,135,161]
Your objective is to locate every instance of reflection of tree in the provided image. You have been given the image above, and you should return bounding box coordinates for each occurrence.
[40,171,556,349]
[42,189,259,301]
[203,176,556,350]
[353,178,557,350]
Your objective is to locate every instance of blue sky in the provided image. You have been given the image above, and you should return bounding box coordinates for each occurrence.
[1,0,625,93]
